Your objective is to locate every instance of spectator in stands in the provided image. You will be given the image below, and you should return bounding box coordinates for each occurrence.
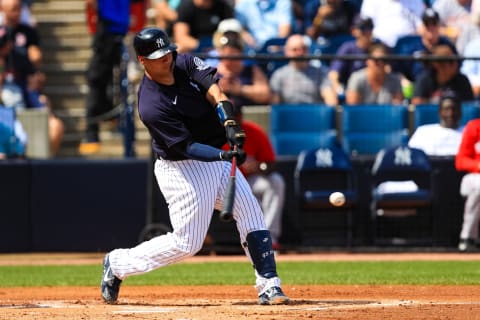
[328,16,378,99]
[1,0,41,68]
[216,31,271,107]
[205,18,254,67]
[345,43,404,105]
[270,34,338,105]
[79,0,130,155]
[360,0,426,48]
[223,105,286,250]
[455,114,480,252]
[393,8,457,84]
[153,0,180,35]
[172,0,233,53]
[460,8,480,97]
[0,25,64,156]
[411,44,474,104]
[409,89,464,156]
[291,0,309,34]
[304,0,357,40]
[0,107,27,159]
[0,0,36,27]
[432,0,473,50]
[234,0,292,50]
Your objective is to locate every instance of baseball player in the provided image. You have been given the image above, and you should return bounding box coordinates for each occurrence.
[455,118,480,252]
[100,27,289,305]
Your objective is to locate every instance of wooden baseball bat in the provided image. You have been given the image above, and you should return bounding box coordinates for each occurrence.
[219,145,237,222]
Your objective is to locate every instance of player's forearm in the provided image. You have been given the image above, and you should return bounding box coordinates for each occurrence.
[183,142,223,161]
[206,83,229,106]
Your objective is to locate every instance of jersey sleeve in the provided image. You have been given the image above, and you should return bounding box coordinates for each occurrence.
[456,120,480,172]
[179,54,220,91]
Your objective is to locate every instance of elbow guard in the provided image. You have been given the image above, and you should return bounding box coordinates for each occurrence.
[216,100,237,126]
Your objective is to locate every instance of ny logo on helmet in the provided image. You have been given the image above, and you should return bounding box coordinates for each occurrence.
[156,37,165,48]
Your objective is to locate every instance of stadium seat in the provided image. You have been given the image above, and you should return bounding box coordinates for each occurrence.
[413,102,480,129]
[193,35,214,53]
[256,37,288,77]
[270,103,338,156]
[370,145,434,245]
[294,143,358,246]
[315,33,355,66]
[340,104,410,156]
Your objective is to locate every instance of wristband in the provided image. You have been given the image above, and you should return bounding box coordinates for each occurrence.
[216,100,236,124]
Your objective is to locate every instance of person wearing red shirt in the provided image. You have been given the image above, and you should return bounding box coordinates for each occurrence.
[455,118,480,252]
[223,106,285,249]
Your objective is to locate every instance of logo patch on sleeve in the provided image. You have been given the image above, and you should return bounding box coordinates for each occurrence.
[193,56,209,71]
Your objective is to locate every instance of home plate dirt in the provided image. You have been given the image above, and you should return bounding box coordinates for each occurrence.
[1,252,480,320]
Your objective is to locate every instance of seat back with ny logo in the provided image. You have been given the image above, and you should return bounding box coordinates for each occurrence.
[294,143,359,246]
[370,145,434,245]
[371,145,432,189]
[294,143,357,209]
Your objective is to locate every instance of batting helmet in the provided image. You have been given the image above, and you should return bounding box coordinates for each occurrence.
[133,27,177,59]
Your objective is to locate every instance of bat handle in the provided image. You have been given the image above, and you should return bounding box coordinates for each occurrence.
[219,145,237,222]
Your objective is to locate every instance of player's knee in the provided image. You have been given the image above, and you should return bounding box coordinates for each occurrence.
[171,236,203,257]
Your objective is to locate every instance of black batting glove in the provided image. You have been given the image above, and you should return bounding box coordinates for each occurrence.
[220,148,247,165]
[225,123,246,148]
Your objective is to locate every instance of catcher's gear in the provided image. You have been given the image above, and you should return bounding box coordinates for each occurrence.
[133,27,177,59]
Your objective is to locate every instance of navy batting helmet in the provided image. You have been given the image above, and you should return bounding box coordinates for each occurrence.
[133,27,177,59]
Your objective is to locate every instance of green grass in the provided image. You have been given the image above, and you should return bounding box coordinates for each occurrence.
[1,261,479,287]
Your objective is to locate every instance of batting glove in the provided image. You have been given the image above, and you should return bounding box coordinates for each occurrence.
[220,148,246,165]
[225,123,246,148]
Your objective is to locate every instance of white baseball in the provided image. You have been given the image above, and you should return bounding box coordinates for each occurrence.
[329,192,346,207]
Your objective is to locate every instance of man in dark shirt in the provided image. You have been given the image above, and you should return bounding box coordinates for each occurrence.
[99,27,289,306]
[412,44,474,105]
[173,0,233,53]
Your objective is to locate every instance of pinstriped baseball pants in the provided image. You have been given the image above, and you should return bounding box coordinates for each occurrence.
[109,159,267,279]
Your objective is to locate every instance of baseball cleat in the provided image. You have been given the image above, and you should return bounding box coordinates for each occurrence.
[101,253,122,304]
[258,286,289,305]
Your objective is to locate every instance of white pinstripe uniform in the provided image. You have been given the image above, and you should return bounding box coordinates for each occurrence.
[109,159,280,292]
[106,51,285,297]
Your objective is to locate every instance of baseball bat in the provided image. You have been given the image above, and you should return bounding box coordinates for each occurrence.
[219,145,237,222]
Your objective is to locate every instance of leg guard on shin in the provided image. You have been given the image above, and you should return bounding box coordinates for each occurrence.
[244,230,278,279]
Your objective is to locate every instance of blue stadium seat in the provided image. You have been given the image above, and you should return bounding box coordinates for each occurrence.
[341,104,410,156]
[256,37,288,77]
[270,103,338,156]
[193,35,214,53]
[413,102,480,129]
[314,33,355,66]
[370,145,434,245]
[392,35,422,55]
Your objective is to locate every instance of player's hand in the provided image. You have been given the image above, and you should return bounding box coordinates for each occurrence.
[225,123,246,148]
[220,148,246,165]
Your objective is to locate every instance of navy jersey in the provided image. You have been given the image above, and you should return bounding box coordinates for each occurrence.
[138,54,227,160]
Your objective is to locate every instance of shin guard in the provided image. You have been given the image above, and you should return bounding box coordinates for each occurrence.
[244,230,278,279]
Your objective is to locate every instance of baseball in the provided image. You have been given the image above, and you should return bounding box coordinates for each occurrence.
[329,192,346,207]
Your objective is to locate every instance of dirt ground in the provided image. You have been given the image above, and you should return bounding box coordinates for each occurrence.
[1,252,480,320]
